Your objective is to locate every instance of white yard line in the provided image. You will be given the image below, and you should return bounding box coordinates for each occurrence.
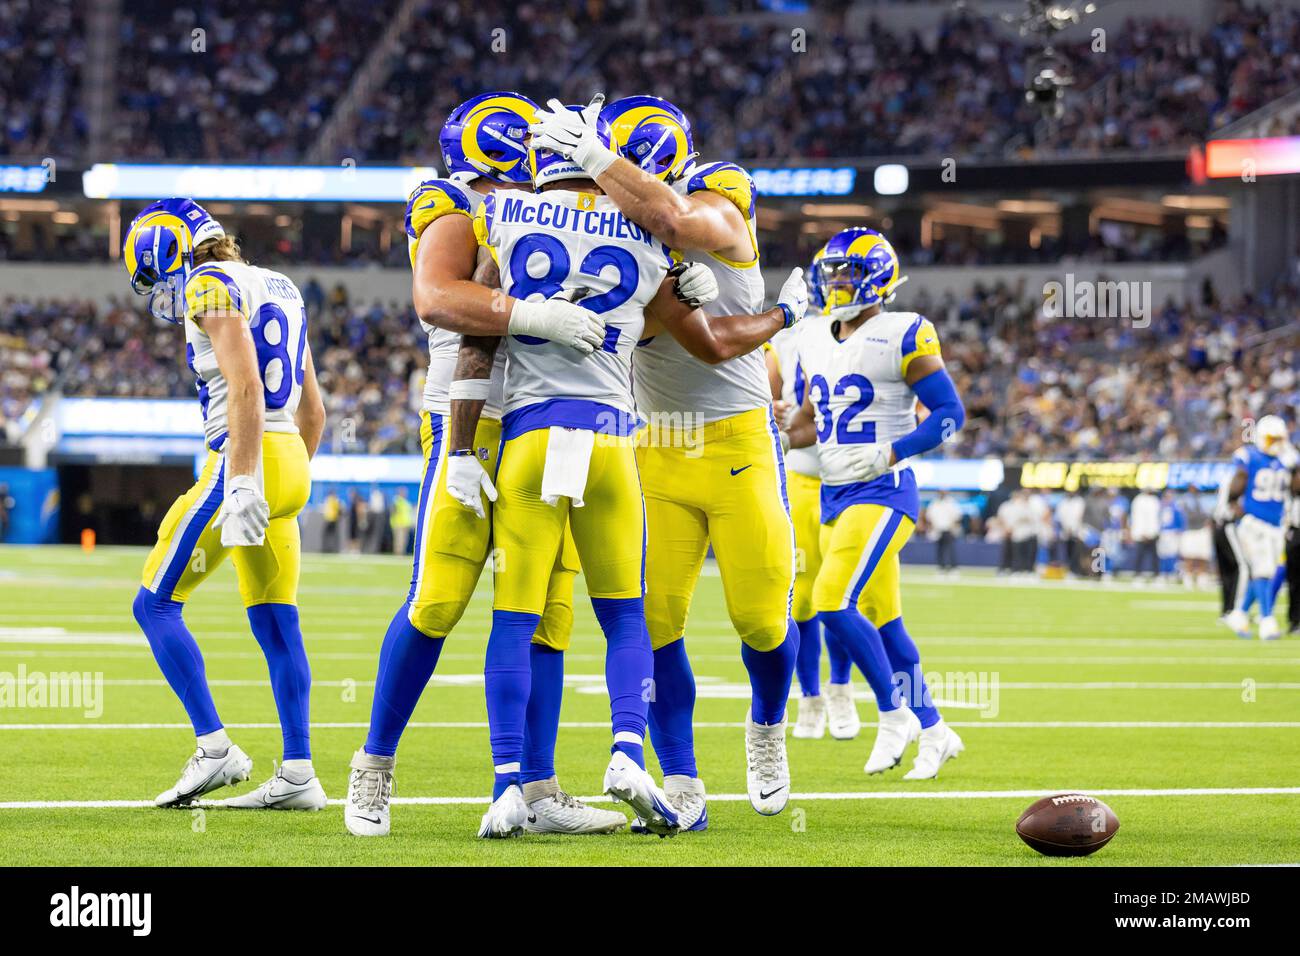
[2,720,1298,731]
[2,786,1298,810]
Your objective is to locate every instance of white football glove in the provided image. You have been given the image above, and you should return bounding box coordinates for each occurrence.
[508,296,606,355]
[668,261,719,308]
[446,453,498,519]
[213,474,270,547]
[777,267,809,327]
[843,443,894,483]
[528,94,617,179]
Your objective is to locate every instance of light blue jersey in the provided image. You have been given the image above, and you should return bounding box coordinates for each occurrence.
[1233,445,1288,527]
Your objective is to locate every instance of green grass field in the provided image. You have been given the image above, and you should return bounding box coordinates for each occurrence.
[1,544,1297,866]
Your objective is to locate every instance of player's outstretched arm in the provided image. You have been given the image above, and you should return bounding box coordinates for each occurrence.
[295,344,326,459]
[412,215,514,335]
[600,164,746,256]
[416,215,606,354]
[644,266,807,365]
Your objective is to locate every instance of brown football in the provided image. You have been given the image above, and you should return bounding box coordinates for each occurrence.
[1016,793,1120,857]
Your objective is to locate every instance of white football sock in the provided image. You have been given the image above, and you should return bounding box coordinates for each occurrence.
[281,759,314,784]
[197,728,232,754]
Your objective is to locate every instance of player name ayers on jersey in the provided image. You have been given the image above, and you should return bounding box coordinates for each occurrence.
[405,176,507,419]
[795,310,941,520]
[475,188,671,438]
[183,260,308,451]
[634,161,769,423]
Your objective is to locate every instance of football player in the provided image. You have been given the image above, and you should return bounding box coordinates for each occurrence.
[767,255,860,741]
[445,106,807,836]
[1221,415,1297,640]
[123,198,328,809]
[344,93,625,837]
[785,227,967,779]
[529,93,802,823]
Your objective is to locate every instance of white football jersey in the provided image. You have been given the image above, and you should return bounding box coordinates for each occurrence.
[770,320,824,479]
[794,310,941,521]
[405,177,507,419]
[633,162,769,423]
[182,260,308,451]
[475,188,671,434]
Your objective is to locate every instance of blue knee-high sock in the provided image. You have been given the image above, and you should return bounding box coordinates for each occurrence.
[132,587,222,737]
[824,618,853,684]
[1254,578,1276,617]
[485,610,538,797]
[878,617,939,729]
[819,607,899,712]
[741,618,799,724]
[647,638,697,778]
[591,596,652,769]
[522,645,564,784]
[1271,564,1287,605]
[363,603,445,758]
[794,616,822,697]
[246,603,313,761]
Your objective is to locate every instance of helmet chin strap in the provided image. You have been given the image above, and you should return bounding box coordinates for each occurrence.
[666,153,700,186]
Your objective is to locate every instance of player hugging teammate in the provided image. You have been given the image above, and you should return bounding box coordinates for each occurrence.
[118,87,969,838]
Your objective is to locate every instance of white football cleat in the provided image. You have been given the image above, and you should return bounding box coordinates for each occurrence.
[825,682,861,740]
[522,777,627,834]
[223,766,327,810]
[745,712,791,815]
[155,743,252,807]
[1224,609,1251,638]
[630,775,708,834]
[345,749,394,837]
[1259,616,1281,641]
[603,750,679,837]
[792,694,827,739]
[864,707,920,774]
[477,784,528,839]
[904,720,965,780]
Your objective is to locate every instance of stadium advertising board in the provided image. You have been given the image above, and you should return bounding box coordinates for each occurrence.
[1019,459,1234,491]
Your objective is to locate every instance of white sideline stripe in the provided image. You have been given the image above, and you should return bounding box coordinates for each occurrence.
[4,720,1300,731]
[3,787,1299,810]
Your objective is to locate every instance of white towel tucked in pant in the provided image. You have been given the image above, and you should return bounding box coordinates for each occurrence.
[540,426,596,507]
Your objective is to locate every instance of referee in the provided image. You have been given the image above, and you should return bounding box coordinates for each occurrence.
[1212,477,1243,618]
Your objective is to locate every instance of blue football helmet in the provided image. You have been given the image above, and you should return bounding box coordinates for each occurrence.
[122,198,225,322]
[601,95,695,183]
[529,105,614,188]
[814,227,908,315]
[439,92,537,185]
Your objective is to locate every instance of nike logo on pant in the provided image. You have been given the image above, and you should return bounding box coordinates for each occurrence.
[730,465,752,476]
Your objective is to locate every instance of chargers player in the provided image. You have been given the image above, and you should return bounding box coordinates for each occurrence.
[447,107,807,836]
[123,199,328,808]
[768,256,860,741]
[786,227,967,779]
[344,93,624,837]
[529,94,802,823]
[1222,415,1297,640]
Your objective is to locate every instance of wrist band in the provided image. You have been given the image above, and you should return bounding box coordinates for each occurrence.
[779,303,796,329]
[448,448,476,458]
[449,378,492,401]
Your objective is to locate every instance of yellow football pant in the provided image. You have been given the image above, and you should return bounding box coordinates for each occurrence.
[637,406,794,652]
[813,502,915,626]
[405,413,578,645]
[493,428,641,614]
[140,431,310,606]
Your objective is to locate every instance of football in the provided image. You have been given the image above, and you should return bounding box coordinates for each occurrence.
[1016,793,1121,857]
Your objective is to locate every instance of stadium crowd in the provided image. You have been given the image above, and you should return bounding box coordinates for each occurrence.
[2,1,1297,164]
[5,275,1299,460]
